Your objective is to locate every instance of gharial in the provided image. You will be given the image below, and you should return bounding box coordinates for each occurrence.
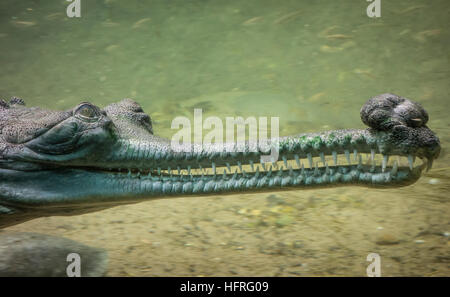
[0,93,441,276]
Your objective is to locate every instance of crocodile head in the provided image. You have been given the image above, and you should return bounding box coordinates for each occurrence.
[0,94,440,227]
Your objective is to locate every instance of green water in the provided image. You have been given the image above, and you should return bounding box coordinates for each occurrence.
[1,0,449,276]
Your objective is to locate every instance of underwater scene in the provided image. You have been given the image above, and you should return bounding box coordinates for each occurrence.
[0,0,449,277]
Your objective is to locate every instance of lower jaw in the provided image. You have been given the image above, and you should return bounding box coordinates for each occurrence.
[103,163,424,199]
[0,154,426,207]
[0,164,423,212]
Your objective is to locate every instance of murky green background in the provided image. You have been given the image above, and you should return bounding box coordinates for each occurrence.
[1,0,449,276]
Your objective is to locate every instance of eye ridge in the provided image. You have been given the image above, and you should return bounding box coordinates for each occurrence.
[74,102,101,122]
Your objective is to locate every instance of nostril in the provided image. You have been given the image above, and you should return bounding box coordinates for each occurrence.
[410,118,423,127]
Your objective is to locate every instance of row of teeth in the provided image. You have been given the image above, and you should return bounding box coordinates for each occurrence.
[111,149,430,178]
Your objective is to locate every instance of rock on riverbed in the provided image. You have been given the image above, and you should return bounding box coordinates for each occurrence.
[0,232,108,276]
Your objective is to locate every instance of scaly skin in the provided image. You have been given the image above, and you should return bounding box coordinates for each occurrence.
[0,94,440,228]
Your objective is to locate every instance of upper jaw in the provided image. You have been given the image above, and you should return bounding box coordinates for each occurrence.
[83,126,438,183]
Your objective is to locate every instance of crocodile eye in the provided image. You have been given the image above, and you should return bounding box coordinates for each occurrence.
[74,103,101,122]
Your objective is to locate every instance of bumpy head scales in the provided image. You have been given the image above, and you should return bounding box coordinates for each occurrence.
[360,93,440,162]
[360,93,429,130]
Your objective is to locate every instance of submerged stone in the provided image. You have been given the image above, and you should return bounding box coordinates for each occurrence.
[0,232,108,277]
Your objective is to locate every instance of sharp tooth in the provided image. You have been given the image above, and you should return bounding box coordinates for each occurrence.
[301,163,305,175]
[353,149,358,161]
[282,156,288,167]
[157,167,161,175]
[212,162,216,175]
[223,169,227,179]
[128,169,131,177]
[277,167,284,176]
[255,167,260,177]
[249,160,255,171]
[267,165,273,177]
[320,152,325,164]
[237,161,242,172]
[357,155,363,169]
[332,151,337,165]
[226,162,231,172]
[187,165,191,175]
[233,169,238,179]
[177,166,181,175]
[345,150,350,164]
[261,162,266,171]
[168,167,171,175]
[307,153,313,168]
[325,163,330,175]
[408,155,414,170]
[314,163,319,175]
[288,166,293,176]
[148,171,152,177]
[371,149,375,163]
[391,160,398,175]
[426,158,433,171]
[295,154,301,167]
[382,155,388,173]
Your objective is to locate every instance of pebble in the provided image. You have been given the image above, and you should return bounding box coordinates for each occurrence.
[237,208,247,215]
[276,215,294,227]
[250,209,261,216]
[293,240,304,248]
[266,194,285,205]
[443,232,450,237]
[415,240,425,244]
[428,178,440,185]
[375,233,400,245]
